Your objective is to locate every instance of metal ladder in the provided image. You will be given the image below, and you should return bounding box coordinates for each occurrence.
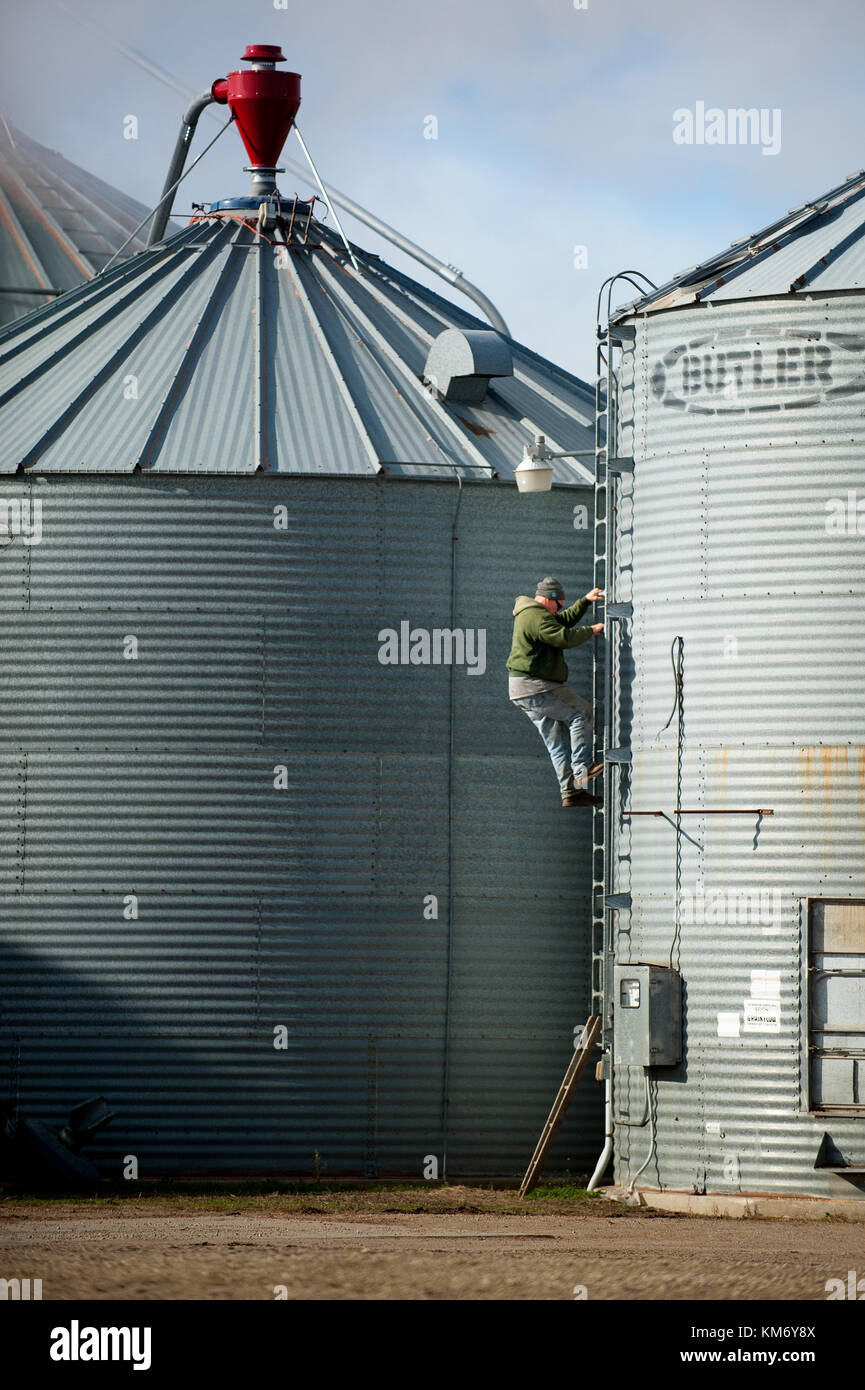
[590,327,615,1031]
[520,279,650,1196]
[591,312,639,1040]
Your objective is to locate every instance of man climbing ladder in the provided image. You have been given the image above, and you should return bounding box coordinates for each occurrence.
[506,577,605,807]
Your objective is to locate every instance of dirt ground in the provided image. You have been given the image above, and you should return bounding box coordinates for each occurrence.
[1,1186,860,1300]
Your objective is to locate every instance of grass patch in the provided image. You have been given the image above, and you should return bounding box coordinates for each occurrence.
[0,1178,655,1219]
[0,1178,621,1219]
[523,1183,598,1203]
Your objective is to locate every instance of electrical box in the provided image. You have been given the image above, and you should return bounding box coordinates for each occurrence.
[613,964,682,1067]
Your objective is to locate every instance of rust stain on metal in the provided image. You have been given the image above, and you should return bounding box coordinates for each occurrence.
[818,745,845,803]
[458,417,496,438]
[797,745,815,796]
[823,739,839,806]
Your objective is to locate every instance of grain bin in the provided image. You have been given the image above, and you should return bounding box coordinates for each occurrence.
[0,47,602,1180]
[598,171,865,1199]
[0,121,180,327]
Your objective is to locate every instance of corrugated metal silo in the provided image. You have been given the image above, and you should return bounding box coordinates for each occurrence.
[0,51,602,1180]
[602,170,865,1199]
[0,121,180,327]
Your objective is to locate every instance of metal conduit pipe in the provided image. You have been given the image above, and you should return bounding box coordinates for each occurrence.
[587,1078,612,1190]
[147,89,220,247]
[279,157,512,338]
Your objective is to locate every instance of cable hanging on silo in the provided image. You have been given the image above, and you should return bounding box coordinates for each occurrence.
[657,635,684,737]
[670,637,685,972]
[626,1073,658,1195]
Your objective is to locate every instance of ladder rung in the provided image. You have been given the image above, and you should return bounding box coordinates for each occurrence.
[606,747,632,763]
[605,892,632,910]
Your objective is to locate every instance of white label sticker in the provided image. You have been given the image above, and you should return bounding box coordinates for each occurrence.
[717,1011,741,1038]
[750,970,781,1000]
[743,999,781,1033]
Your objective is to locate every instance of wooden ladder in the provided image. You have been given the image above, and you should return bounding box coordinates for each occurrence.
[519,1015,602,1197]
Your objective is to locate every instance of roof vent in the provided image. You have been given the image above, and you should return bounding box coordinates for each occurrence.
[424,328,513,404]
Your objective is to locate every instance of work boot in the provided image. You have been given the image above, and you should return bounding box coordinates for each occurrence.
[569,789,603,807]
[572,764,603,792]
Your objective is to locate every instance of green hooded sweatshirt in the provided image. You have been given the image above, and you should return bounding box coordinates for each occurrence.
[506,595,593,684]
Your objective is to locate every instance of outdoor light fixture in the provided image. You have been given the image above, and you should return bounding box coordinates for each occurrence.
[515,437,554,493]
[514,434,595,494]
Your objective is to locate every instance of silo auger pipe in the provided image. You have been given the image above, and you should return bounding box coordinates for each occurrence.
[278,165,512,337]
[147,89,222,248]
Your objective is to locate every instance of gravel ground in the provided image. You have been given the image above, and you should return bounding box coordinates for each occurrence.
[1,1189,860,1300]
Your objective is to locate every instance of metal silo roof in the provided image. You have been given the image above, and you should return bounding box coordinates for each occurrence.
[614,166,865,317]
[0,120,181,329]
[0,200,595,483]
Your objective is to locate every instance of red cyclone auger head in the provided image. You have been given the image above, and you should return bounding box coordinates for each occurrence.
[212,45,301,196]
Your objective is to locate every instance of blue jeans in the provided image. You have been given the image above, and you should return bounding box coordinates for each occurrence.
[512,686,594,794]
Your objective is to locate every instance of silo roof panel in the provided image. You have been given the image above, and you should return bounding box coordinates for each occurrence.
[0,121,183,328]
[0,208,595,483]
[291,252,470,475]
[150,240,261,473]
[269,249,381,476]
[614,170,865,317]
[0,235,226,472]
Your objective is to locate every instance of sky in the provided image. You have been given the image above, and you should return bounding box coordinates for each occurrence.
[2,0,865,381]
